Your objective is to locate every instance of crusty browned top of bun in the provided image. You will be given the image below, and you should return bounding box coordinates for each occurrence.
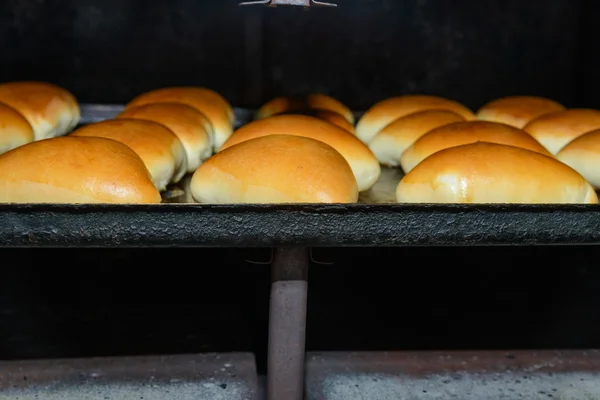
[279,108,355,134]
[355,95,476,145]
[117,103,213,172]
[557,129,600,189]
[71,119,187,191]
[220,114,380,192]
[0,136,161,204]
[0,81,80,140]
[400,120,552,173]
[369,109,465,167]
[256,94,354,124]
[523,108,600,155]
[191,134,358,204]
[0,102,34,155]
[397,142,597,204]
[125,87,233,151]
[477,95,566,129]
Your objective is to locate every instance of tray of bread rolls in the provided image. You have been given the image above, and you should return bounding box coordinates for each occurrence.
[1,81,600,247]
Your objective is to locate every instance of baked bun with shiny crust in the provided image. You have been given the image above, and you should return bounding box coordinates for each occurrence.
[191,135,358,204]
[369,109,465,167]
[117,103,212,172]
[220,114,380,191]
[400,120,552,173]
[0,102,34,155]
[477,95,566,128]
[524,109,600,155]
[0,81,80,140]
[280,108,355,134]
[71,119,187,191]
[256,94,354,124]
[557,129,600,189]
[125,87,233,151]
[0,136,161,204]
[396,142,597,204]
[356,95,476,144]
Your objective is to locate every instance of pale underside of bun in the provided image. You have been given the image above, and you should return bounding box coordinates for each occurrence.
[257,94,355,124]
[557,129,600,189]
[71,119,187,192]
[396,142,597,204]
[0,136,161,204]
[368,109,465,167]
[400,120,552,173]
[476,95,566,129]
[219,114,380,192]
[355,95,476,145]
[0,81,80,140]
[0,102,35,155]
[191,134,358,204]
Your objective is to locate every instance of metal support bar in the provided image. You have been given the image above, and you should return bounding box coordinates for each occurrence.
[267,247,309,400]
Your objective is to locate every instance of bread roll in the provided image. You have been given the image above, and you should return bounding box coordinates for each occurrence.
[257,94,354,124]
[477,95,566,128]
[369,110,465,167]
[355,95,476,144]
[400,120,552,173]
[191,135,358,204]
[523,109,600,155]
[125,87,233,151]
[280,108,355,134]
[0,137,161,204]
[0,102,34,155]
[117,103,212,172]
[0,81,80,140]
[71,119,187,191]
[397,142,597,204]
[220,115,380,191]
[557,129,600,189]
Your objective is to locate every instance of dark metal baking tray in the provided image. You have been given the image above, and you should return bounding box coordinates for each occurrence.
[1,104,600,248]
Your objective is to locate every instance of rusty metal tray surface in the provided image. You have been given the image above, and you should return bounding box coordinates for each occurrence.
[1,104,600,247]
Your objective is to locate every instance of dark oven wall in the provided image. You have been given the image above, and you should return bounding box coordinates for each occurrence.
[0,0,592,110]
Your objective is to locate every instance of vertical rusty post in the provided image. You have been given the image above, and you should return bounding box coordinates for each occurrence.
[267,247,309,400]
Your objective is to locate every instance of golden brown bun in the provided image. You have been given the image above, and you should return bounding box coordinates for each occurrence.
[400,121,552,173]
[279,108,356,134]
[0,102,34,155]
[0,137,161,204]
[117,103,212,172]
[523,108,600,155]
[256,94,354,124]
[125,87,233,151]
[191,135,358,204]
[71,119,187,191]
[355,95,476,144]
[477,95,566,128]
[397,142,597,204]
[220,115,380,191]
[0,81,80,140]
[369,110,465,167]
[557,129,600,189]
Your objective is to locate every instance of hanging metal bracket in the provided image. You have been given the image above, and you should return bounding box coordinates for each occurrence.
[240,0,337,7]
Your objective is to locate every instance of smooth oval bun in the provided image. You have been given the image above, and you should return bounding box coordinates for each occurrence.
[0,136,161,204]
[191,135,358,204]
[125,87,233,151]
[477,95,566,129]
[280,108,356,134]
[71,119,187,191]
[117,103,212,172]
[396,142,597,204]
[369,110,465,167]
[355,95,476,144]
[220,115,380,191]
[256,94,354,124]
[0,102,35,155]
[523,108,600,155]
[400,120,552,173]
[0,81,80,140]
[557,129,600,189]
